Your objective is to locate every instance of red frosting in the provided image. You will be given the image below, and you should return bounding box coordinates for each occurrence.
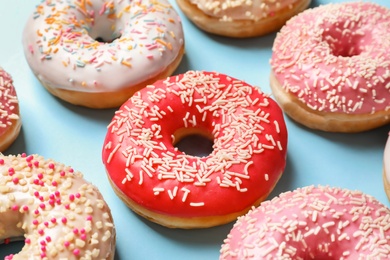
[102,71,288,218]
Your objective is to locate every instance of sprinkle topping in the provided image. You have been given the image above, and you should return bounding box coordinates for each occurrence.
[0,154,115,259]
[0,68,20,135]
[270,2,390,114]
[22,0,184,92]
[220,185,390,259]
[102,70,287,217]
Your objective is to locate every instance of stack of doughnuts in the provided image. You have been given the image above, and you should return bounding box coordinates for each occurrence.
[176,0,311,38]
[102,70,288,228]
[0,68,21,152]
[22,0,185,108]
[0,154,115,259]
[270,2,390,132]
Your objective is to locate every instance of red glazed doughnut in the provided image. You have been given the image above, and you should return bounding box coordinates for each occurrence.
[0,154,115,259]
[22,0,184,109]
[102,70,288,228]
[220,185,390,259]
[270,2,390,132]
[384,132,390,201]
[0,68,21,152]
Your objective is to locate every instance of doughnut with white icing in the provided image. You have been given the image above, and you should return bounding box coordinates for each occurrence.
[0,154,115,259]
[22,0,185,108]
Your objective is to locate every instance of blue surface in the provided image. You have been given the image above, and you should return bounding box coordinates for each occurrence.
[0,0,389,259]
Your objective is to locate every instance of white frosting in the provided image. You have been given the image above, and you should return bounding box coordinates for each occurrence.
[22,0,184,93]
[385,132,390,183]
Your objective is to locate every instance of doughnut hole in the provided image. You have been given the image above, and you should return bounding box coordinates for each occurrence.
[321,21,369,57]
[173,128,214,157]
[85,8,122,43]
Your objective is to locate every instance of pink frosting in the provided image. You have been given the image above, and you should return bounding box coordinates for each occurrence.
[220,185,390,259]
[270,2,390,114]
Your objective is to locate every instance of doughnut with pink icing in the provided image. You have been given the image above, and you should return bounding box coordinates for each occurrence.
[270,2,390,132]
[220,185,390,259]
[176,0,311,38]
[0,68,21,152]
[22,0,185,109]
[384,132,390,201]
[102,70,288,228]
[0,154,115,259]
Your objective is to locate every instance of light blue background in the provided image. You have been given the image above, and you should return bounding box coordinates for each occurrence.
[0,0,389,259]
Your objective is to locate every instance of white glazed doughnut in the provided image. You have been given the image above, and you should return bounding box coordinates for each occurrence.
[220,185,390,259]
[22,0,185,108]
[0,154,115,259]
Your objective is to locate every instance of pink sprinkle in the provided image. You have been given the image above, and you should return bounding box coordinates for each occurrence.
[60,171,66,177]
[25,238,31,244]
[46,236,51,242]
[48,163,55,169]
[49,199,55,206]
[69,168,74,173]
[55,191,60,197]
[41,246,46,252]
[52,181,58,186]
[26,155,33,162]
[38,173,43,179]
[39,203,45,209]
[40,240,46,246]
[34,191,40,197]
[4,254,13,260]
[34,161,39,167]
[40,253,46,258]
[11,205,18,211]
[73,249,80,256]
[69,194,75,201]
[44,221,49,227]
[0,159,4,165]
[80,228,85,234]
[64,241,70,247]
[81,234,87,240]
[86,215,93,221]
[21,153,27,158]
[75,193,80,198]
[61,217,67,224]
[22,205,29,211]
[65,204,70,210]
[8,168,14,176]
[33,219,39,225]
[12,178,19,184]
[73,228,79,234]
[38,229,44,235]
[51,218,57,224]
[33,179,39,185]
[34,209,40,215]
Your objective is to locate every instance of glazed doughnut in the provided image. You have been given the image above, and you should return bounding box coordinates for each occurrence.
[0,154,115,259]
[0,68,21,152]
[384,132,390,201]
[176,0,311,38]
[102,70,288,228]
[270,2,390,133]
[220,185,390,259]
[22,0,184,109]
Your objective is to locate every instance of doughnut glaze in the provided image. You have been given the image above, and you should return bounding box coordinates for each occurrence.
[220,185,390,259]
[22,0,184,108]
[0,154,115,259]
[270,2,390,132]
[102,70,288,228]
[0,68,21,152]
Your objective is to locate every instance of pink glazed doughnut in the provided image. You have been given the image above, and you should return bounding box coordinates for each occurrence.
[384,132,390,201]
[270,2,390,132]
[220,185,390,259]
[22,0,184,109]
